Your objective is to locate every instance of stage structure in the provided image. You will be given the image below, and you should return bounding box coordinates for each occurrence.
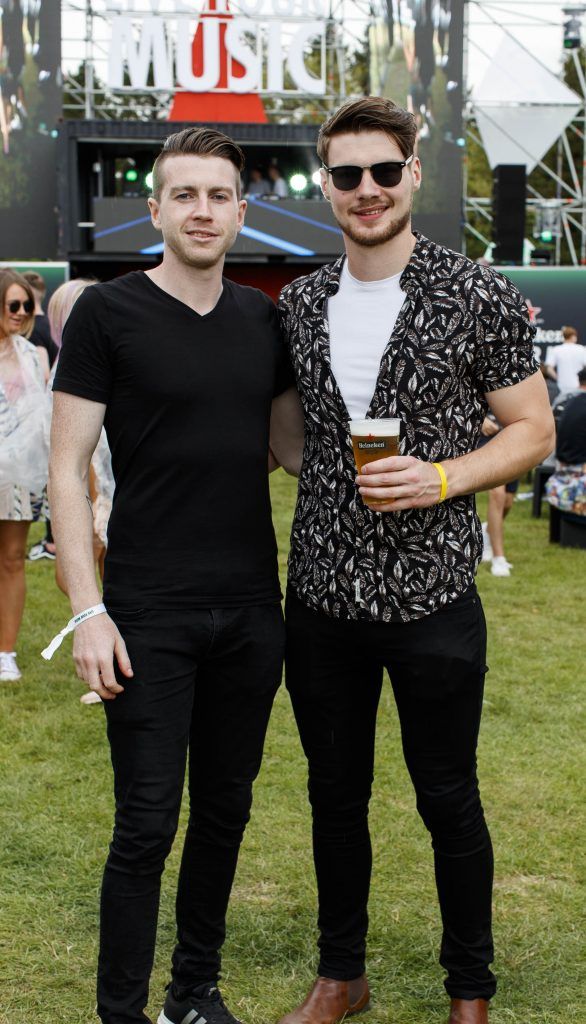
[60,0,373,123]
[53,0,467,276]
[464,9,586,267]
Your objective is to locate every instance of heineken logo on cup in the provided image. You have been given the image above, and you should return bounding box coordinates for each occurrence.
[349,418,401,509]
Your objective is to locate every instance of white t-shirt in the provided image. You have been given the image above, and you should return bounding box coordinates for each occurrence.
[547,342,586,393]
[328,261,406,418]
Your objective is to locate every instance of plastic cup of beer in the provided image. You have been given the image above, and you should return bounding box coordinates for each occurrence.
[350,418,401,507]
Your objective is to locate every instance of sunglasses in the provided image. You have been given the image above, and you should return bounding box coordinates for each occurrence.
[323,155,414,192]
[7,299,34,315]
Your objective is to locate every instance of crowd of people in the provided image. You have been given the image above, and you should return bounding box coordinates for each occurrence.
[0,95,581,1024]
[245,163,289,198]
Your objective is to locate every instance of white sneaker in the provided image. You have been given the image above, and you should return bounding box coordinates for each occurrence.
[481,521,493,562]
[0,651,21,681]
[491,556,511,577]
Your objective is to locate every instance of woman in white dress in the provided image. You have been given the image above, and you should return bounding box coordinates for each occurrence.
[0,269,48,682]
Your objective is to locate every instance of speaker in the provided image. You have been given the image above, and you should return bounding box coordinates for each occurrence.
[492,165,526,264]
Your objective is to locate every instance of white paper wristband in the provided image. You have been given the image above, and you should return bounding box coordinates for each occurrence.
[41,603,107,661]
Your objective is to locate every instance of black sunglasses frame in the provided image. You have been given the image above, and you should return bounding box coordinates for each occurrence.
[322,155,414,192]
[7,299,34,315]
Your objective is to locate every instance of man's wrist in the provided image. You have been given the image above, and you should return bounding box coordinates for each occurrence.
[69,590,103,617]
[432,462,448,502]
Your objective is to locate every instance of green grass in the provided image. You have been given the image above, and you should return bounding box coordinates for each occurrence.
[1,478,585,1024]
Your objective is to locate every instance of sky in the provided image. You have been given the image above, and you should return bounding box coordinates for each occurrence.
[466,1,577,89]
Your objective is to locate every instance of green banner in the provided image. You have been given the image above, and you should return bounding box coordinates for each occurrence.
[497,267,586,356]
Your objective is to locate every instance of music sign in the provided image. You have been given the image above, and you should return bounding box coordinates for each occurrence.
[106,0,327,95]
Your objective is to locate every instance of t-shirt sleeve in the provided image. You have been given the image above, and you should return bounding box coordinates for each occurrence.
[269,296,295,397]
[473,276,539,394]
[52,287,113,404]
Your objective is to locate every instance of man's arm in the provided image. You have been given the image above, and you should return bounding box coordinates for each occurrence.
[269,386,305,477]
[357,370,555,511]
[49,392,132,700]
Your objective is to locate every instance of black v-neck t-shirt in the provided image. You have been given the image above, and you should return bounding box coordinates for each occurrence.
[54,272,292,608]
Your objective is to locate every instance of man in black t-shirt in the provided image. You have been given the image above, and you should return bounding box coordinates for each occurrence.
[49,128,303,1024]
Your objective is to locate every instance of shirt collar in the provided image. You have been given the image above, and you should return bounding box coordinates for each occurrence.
[319,231,434,301]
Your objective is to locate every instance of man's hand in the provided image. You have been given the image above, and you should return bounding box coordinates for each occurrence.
[73,614,133,701]
[357,455,443,512]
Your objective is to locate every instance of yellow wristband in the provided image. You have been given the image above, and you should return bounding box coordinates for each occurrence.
[432,462,448,503]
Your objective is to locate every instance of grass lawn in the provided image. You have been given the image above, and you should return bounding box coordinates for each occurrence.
[0,476,584,1024]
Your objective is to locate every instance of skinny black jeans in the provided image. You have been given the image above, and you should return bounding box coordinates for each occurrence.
[285,586,496,1001]
[97,604,284,1024]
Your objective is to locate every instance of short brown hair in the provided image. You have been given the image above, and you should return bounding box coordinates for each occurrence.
[152,127,245,202]
[562,325,577,340]
[0,269,36,339]
[317,97,417,165]
[22,270,46,298]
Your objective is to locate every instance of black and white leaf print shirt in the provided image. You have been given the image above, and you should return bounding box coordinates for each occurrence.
[279,233,538,623]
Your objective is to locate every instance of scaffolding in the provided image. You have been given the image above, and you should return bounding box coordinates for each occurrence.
[61,0,373,123]
[463,2,586,266]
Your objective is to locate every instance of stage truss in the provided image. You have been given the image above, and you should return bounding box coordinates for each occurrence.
[61,1,586,265]
[61,0,372,123]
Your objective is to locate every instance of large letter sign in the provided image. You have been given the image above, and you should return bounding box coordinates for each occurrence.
[107,1,326,96]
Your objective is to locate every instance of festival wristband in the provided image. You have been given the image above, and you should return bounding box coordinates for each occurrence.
[41,603,107,661]
[432,462,448,503]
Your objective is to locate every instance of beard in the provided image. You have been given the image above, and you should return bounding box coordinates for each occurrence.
[333,203,412,249]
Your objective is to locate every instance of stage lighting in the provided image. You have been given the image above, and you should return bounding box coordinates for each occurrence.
[145,171,154,191]
[290,173,308,193]
[124,168,139,183]
[311,170,322,186]
[563,15,582,48]
[533,200,561,244]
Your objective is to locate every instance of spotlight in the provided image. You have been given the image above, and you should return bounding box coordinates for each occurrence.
[145,171,154,191]
[289,173,308,193]
[563,14,582,49]
[311,170,322,186]
[124,168,138,183]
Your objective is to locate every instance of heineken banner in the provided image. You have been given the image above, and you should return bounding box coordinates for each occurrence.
[497,267,586,359]
[0,0,62,259]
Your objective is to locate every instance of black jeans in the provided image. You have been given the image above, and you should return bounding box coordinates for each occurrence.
[97,604,285,1024]
[285,586,496,1001]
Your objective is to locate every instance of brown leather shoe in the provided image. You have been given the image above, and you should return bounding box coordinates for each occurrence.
[278,976,370,1024]
[448,998,489,1024]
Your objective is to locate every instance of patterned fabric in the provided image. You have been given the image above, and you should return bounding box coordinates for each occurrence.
[0,335,48,522]
[545,463,586,516]
[279,233,538,622]
[0,483,48,522]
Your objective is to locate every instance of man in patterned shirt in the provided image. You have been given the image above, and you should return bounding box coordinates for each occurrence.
[276,98,554,1024]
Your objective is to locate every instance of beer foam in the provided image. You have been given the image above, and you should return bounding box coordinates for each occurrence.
[349,418,400,436]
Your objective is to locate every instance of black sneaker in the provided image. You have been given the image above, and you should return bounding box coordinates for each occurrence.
[157,984,243,1024]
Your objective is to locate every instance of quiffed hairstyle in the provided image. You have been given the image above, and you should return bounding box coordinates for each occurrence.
[151,127,245,202]
[22,270,47,298]
[317,97,417,165]
[48,278,96,349]
[0,269,36,339]
[561,325,578,340]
